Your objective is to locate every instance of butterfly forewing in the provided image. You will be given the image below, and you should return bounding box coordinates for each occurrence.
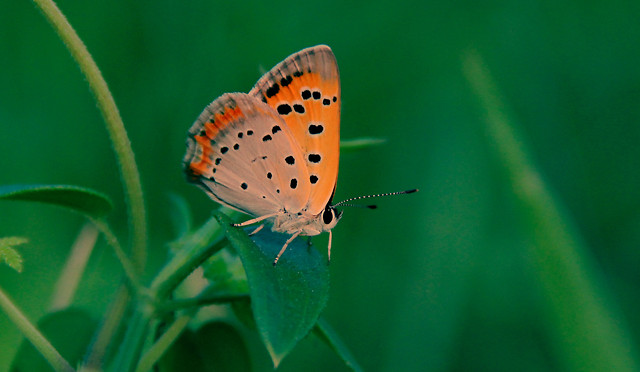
[249,45,341,216]
[184,93,311,216]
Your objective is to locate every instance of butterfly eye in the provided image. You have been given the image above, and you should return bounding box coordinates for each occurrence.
[322,208,334,225]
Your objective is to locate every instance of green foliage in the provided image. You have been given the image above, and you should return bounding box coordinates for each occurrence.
[10,309,96,372]
[202,249,249,295]
[314,318,363,372]
[0,237,27,273]
[158,322,251,372]
[3,0,640,371]
[214,212,330,367]
[0,185,112,219]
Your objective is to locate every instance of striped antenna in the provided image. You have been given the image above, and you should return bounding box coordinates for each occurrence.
[333,189,418,208]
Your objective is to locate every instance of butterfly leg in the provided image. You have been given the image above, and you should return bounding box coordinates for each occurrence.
[327,230,332,264]
[273,231,302,266]
[248,224,264,236]
[232,212,279,227]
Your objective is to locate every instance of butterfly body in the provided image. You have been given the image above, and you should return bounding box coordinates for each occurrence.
[184,45,342,263]
[271,207,341,236]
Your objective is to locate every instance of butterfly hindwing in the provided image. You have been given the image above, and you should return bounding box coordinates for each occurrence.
[249,45,341,215]
[184,93,311,217]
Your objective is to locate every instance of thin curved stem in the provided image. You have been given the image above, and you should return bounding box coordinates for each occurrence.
[0,287,75,372]
[93,219,144,293]
[32,0,147,270]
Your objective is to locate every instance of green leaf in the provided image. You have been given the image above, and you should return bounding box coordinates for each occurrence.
[0,184,113,219]
[340,137,386,152]
[10,308,97,372]
[314,318,363,372]
[0,237,27,273]
[158,322,251,372]
[213,212,330,367]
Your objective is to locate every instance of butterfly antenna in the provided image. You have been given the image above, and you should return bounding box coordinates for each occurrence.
[333,189,418,208]
[336,203,378,209]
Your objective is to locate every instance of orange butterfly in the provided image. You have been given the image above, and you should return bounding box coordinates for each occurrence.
[184,45,415,265]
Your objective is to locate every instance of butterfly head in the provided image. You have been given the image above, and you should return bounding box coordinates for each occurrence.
[320,205,342,231]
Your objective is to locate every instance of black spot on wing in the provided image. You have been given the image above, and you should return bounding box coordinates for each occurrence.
[293,104,305,114]
[266,84,280,98]
[277,104,292,115]
[309,124,324,135]
[308,154,321,163]
[281,75,293,87]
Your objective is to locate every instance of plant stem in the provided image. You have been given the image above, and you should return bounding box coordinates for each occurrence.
[0,287,75,372]
[158,293,249,313]
[134,311,194,372]
[82,284,131,371]
[32,0,147,270]
[150,215,226,300]
[110,305,151,372]
[109,215,227,371]
[93,219,144,293]
[135,289,249,372]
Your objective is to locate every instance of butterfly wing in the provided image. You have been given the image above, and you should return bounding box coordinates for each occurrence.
[184,93,311,217]
[249,45,340,216]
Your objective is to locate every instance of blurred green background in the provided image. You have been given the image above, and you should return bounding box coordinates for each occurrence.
[2,0,640,371]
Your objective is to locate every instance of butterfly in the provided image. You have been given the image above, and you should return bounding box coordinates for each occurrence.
[183,45,416,265]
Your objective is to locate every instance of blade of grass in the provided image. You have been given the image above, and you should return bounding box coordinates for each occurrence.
[314,318,363,372]
[49,222,99,311]
[463,49,639,371]
[32,0,147,270]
